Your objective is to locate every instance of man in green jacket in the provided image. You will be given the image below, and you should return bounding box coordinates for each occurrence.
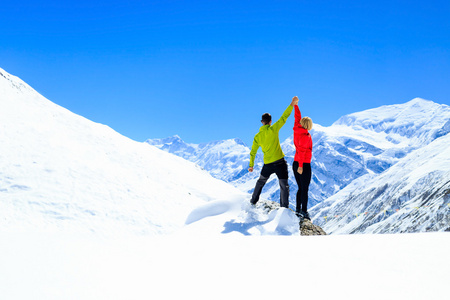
[248,96,299,208]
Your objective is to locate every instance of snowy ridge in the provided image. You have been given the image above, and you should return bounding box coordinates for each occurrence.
[0,67,254,235]
[333,98,450,144]
[146,135,254,182]
[304,98,450,205]
[0,68,37,95]
[311,132,450,234]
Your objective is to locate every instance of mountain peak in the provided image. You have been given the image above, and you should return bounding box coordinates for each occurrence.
[165,135,184,143]
[332,98,449,135]
[407,97,433,105]
[402,97,439,111]
[146,135,186,146]
[232,138,247,147]
[0,68,35,95]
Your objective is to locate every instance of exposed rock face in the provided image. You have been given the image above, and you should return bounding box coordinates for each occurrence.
[255,199,282,212]
[300,219,327,236]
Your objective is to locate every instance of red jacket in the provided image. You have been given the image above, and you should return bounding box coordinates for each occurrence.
[293,105,312,166]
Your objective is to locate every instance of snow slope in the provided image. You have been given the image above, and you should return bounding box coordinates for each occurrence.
[0,67,248,235]
[310,131,450,234]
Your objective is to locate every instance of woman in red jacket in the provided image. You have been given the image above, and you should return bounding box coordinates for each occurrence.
[292,97,313,220]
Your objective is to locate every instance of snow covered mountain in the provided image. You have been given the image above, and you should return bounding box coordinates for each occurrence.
[146,135,254,182]
[148,98,450,211]
[145,135,269,202]
[310,131,450,234]
[302,97,450,205]
[0,67,248,235]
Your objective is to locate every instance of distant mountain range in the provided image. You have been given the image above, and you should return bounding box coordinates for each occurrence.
[147,98,450,233]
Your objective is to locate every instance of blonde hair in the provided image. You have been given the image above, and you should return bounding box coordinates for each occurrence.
[300,117,313,130]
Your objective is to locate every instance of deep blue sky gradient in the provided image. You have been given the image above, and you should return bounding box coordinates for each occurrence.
[1,0,449,146]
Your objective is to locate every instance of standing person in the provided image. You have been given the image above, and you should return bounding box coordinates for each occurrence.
[248,96,299,208]
[292,96,313,220]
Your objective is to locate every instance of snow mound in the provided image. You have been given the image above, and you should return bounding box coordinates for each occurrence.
[184,198,300,235]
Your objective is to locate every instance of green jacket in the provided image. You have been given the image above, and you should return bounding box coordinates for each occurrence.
[249,105,293,167]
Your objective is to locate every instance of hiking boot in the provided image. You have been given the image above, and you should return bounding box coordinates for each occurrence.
[298,211,311,220]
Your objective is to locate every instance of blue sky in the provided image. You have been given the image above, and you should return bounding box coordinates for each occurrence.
[1,0,449,146]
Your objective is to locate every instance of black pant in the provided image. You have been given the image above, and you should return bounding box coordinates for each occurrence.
[292,161,311,213]
[251,158,289,208]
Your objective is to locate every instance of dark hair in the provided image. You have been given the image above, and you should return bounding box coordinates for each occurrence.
[261,113,272,125]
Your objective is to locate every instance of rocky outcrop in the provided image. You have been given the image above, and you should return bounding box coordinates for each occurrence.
[300,219,327,236]
[255,200,327,235]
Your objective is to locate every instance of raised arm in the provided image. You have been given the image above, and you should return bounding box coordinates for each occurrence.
[293,96,306,129]
[294,103,302,126]
[272,96,298,131]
